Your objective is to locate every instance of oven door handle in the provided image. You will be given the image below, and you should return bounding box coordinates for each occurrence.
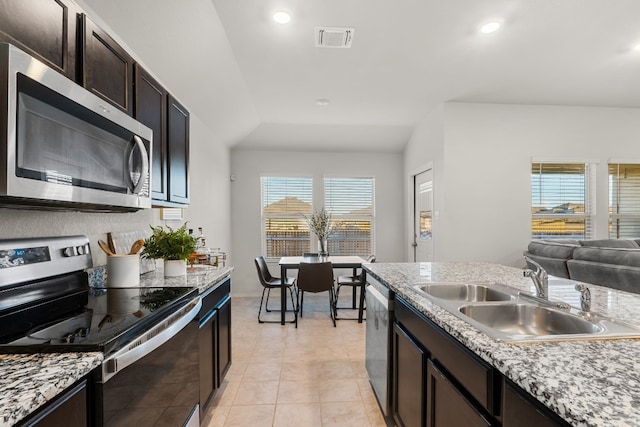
[102,297,202,383]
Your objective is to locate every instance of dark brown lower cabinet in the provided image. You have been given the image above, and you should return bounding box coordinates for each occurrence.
[426,360,492,427]
[502,379,567,427]
[21,378,87,426]
[199,278,232,415]
[393,323,425,427]
[199,305,217,411]
[217,295,232,384]
[392,297,570,427]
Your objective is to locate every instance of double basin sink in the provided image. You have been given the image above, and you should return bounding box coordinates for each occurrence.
[412,282,640,342]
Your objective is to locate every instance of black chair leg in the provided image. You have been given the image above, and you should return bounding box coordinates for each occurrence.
[300,290,304,317]
[265,288,272,312]
[358,284,366,323]
[295,289,299,328]
[329,288,336,327]
[258,287,268,323]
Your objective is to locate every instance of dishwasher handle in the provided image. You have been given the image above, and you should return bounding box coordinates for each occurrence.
[101,297,202,383]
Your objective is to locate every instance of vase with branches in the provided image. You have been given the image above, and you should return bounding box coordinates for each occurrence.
[304,208,334,255]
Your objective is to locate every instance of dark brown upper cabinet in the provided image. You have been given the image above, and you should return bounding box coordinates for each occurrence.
[0,0,79,80]
[80,13,133,115]
[167,94,190,205]
[134,64,168,201]
[134,67,190,206]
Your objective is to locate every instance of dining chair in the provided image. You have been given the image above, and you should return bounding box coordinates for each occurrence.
[295,261,336,327]
[254,256,296,323]
[335,254,375,321]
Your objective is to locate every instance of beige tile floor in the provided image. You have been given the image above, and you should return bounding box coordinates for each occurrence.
[201,293,390,427]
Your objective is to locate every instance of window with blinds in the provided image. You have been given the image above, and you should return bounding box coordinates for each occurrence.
[261,177,313,257]
[531,162,593,240]
[324,177,374,256]
[609,163,640,238]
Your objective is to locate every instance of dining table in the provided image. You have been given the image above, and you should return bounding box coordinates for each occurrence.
[278,255,366,325]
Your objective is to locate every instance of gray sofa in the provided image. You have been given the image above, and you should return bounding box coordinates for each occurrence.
[524,239,640,294]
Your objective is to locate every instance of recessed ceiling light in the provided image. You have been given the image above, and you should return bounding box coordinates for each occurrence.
[273,11,291,24]
[633,43,640,51]
[316,99,330,106]
[479,20,502,34]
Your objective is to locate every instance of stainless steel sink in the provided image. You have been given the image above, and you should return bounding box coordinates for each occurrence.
[459,303,604,336]
[414,283,514,302]
[411,282,640,342]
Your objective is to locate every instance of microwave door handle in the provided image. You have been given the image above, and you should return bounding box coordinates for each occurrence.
[130,135,149,194]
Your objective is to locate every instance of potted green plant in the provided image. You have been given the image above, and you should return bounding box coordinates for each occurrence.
[141,223,197,277]
[304,208,334,256]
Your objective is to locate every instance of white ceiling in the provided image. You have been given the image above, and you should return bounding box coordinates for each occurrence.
[81,0,640,153]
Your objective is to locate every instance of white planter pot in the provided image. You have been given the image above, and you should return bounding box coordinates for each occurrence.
[164,259,187,277]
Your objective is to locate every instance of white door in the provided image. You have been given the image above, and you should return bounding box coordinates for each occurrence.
[413,169,433,262]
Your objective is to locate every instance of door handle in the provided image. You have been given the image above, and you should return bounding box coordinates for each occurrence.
[129,135,149,195]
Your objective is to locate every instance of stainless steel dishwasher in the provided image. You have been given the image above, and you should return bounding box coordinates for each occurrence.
[365,274,393,419]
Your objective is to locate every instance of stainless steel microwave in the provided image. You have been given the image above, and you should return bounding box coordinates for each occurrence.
[0,43,152,211]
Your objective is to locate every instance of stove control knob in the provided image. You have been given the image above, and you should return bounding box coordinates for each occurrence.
[76,245,87,255]
[63,246,78,257]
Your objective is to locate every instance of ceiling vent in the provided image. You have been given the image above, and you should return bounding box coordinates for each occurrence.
[315,27,355,48]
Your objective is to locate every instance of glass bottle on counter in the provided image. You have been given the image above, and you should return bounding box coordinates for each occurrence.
[195,227,210,264]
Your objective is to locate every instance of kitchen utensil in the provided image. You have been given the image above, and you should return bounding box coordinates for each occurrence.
[129,239,145,255]
[107,233,117,255]
[98,240,115,256]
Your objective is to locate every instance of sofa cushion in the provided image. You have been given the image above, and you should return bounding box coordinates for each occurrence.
[567,249,640,293]
[571,246,640,267]
[578,239,640,249]
[526,240,579,259]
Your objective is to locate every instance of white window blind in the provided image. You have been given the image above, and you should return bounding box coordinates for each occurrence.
[609,163,640,238]
[531,162,593,240]
[324,177,374,256]
[261,177,313,257]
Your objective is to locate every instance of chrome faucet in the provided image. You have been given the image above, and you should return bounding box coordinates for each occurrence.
[523,256,548,299]
[575,284,591,312]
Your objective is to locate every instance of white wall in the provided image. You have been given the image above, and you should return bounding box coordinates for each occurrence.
[403,105,444,261]
[404,102,640,267]
[179,115,232,265]
[230,150,404,297]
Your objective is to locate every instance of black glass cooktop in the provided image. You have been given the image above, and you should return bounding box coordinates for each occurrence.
[0,285,198,355]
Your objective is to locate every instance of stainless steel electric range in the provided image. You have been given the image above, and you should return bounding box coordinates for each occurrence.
[0,235,201,427]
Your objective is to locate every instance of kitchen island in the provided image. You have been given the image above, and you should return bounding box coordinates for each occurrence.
[364,262,640,427]
[0,265,233,426]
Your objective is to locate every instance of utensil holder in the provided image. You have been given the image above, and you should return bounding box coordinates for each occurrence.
[107,254,140,287]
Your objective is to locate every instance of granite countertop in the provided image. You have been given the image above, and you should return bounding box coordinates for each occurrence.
[0,353,102,427]
[364,262,640,427]
[140,264,234,293]
[0,264,232,426]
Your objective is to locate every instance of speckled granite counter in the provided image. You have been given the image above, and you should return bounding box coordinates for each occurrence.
[139,264,233,293]
[364,262,640,427]
[0,352,102,427]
